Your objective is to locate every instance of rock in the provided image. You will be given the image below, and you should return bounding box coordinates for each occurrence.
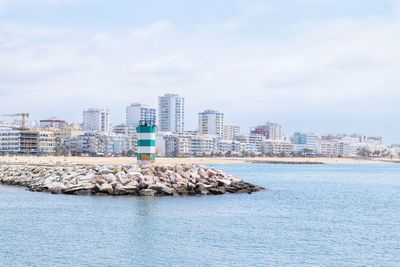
[99,183,114,194]
[113,183,128,195]
[118,177,130,186]
[70,177,79,185]
[217,179,231,187]
[90,175,106,185]
[49,183,67,194]
[62,185,87,195]
[207,169,218,178]
[149,183,175,196]
[195,184,210,195]
[139,189,156,196]
[80,173,95,182]
[139,181,149,190]
[103,173,117,183]
[208,187,226,195]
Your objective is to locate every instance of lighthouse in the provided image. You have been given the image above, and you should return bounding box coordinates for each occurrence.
[136,120,157,165]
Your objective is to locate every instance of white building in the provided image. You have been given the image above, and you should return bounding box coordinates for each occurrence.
[262,140,294,156]
[83,108,110,133]
[198,110,224,137]
[249,134,266,154]
[216,139,241,155]
[126,103,156,127]
[163,134,192,157]
[0,127,20,155]
[223,124,240,140]
[64,133,131,156]
[158,93,185,133]
[191,135,215,156]
[38,130,57,155]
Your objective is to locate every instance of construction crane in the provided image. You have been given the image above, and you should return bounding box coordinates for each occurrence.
[2,113,30,129]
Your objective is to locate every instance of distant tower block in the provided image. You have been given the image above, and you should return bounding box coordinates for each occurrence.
[136,120,157,164]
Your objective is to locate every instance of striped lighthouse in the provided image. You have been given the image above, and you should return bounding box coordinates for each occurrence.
[136,120,157,164]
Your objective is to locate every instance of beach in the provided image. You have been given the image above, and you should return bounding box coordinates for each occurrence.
[0,156,393,166]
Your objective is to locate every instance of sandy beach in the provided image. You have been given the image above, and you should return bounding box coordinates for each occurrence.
[0,156,394,166]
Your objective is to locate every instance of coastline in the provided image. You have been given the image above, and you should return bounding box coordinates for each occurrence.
[0,156,394,166]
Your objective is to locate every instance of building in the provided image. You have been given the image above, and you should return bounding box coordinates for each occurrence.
[191,135,215,156]
[262,140,294,156]
[291,132,317,154]
[126,103,156,127]
[83,108,110,133]
[38,130,57,155]
[216,139,241,155]
[198,110,224,137]
[113,123,136,136]
[0,127,20,155]
[0,127,58,156]
[20,130,39,155]
[317,139,358,157]
[163,135,192,157]
[248,134,266,154]
[223,124,240,140]
[64,133,131,156]
[251,122,283,140]
[39,117,66,130]
[158,93,185,133]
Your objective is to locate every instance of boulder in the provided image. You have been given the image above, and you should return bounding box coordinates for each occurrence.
[149,183,175,196]
[139,181,149,190]
[139,189,157,196]
[208,187,226,195]
[62,185,87,195]
[207,169,218,178]
[99,183,114,194]
[113,183,129,195]
[217,179,232,187]
[103,173,117,183]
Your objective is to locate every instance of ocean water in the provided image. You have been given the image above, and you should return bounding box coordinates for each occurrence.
[1,163,400,267]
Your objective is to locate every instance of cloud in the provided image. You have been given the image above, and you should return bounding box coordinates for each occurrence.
[0,2,400,142]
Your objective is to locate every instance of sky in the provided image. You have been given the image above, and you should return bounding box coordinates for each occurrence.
[0,0,399,143]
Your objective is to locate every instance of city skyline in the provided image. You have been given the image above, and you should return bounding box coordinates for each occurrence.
[0,1,399,142]
[0,95,393,145]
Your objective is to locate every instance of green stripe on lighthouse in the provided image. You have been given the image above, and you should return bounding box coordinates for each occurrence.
[137,140,156,146]
[137,126,157,133]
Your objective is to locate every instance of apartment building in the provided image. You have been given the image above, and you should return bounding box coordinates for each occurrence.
[198,110,224,137]
[83,108,110,133]
[158,93,185,133]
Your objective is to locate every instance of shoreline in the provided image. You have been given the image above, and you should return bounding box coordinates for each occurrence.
[0,156,395,166]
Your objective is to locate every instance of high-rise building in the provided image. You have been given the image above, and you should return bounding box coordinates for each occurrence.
[223,124,240,140]
[83,108,110,133]
[158,93,185,133]
[126,103,157,127]
[198,110,224,137]
[251,122,283,141]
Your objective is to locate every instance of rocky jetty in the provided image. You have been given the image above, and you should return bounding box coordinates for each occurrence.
[0,164,264,196]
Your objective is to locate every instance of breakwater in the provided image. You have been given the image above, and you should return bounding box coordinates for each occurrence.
[0,163,264,196]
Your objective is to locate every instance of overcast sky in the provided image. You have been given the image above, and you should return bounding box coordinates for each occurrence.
[0,0,399,143]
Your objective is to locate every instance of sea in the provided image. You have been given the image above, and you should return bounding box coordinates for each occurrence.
[0,163,399,267]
